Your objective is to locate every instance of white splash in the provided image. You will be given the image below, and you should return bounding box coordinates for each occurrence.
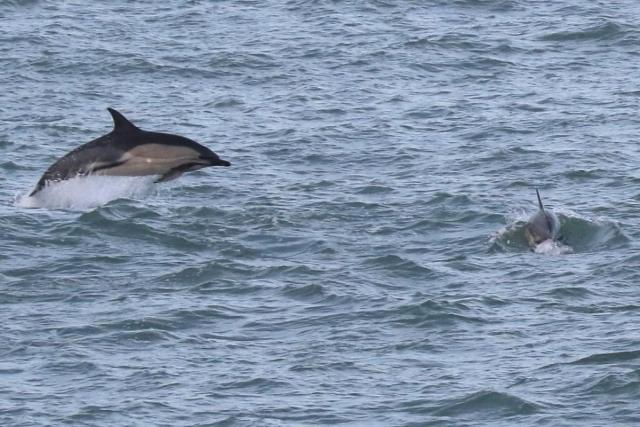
[16,175,159,210]
[488,208,529,246]
[533,239,573,255]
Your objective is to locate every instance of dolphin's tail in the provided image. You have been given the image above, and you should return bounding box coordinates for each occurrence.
[536,188,545,212]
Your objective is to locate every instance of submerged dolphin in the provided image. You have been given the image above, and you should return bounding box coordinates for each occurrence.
[524,189,561,247]
[29,108,230,196]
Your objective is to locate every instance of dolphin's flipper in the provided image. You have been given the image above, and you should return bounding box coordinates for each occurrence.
[155,169,184,183]
[155,163,199,183]
[154,161,205,183]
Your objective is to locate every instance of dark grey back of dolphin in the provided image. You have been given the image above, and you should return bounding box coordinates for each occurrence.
[525,189,560,246]
[30,108,230,196]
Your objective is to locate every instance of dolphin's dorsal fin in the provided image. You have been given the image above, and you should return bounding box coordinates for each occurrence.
[107,108,139,132]
[536,188,555,234]
[536,188,545,212]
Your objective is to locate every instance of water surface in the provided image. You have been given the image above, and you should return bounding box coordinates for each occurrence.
[2,1,640,425]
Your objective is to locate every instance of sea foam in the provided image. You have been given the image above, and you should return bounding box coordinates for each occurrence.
[16,175,158,210]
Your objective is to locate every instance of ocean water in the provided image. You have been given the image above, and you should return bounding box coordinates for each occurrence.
[2,1,640,425]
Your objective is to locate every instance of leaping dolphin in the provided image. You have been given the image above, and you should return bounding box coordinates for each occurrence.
[524,189,561,247]
[29,108,230,196]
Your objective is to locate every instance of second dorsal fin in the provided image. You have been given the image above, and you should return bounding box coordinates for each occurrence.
[107,108,139,132]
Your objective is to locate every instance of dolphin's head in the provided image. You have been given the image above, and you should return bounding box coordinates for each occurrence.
[178,135,230,167]
[195,142,231,167]
[524,210,560,247]
[147,132,231,168]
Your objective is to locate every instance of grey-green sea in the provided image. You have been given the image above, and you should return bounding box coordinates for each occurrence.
[2,1,640,426]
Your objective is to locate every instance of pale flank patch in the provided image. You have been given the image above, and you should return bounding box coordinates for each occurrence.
[109,143,202,175]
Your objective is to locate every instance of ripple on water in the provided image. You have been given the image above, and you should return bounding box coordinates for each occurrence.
[581,371,640,396]
[539,21,626,42]
[543,286,594,299]
[389,298,486,328]
[431,390,542,417]
[569,350,640,366]
[360,254,439,280]
[280,283,325,301]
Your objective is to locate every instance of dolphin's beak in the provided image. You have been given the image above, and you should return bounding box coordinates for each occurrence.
[206,157,231,167]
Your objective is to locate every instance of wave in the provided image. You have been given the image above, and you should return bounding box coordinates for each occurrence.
[389,298,486,328]
[490,209,628,254]
[581,372,640,396]
[432,390,542,417]
[570,349,640,366]
[540,21,626,42]
[280,283,325,300]
[0,0,40,7]
[361,254,437,279]
[243,297,484,332]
